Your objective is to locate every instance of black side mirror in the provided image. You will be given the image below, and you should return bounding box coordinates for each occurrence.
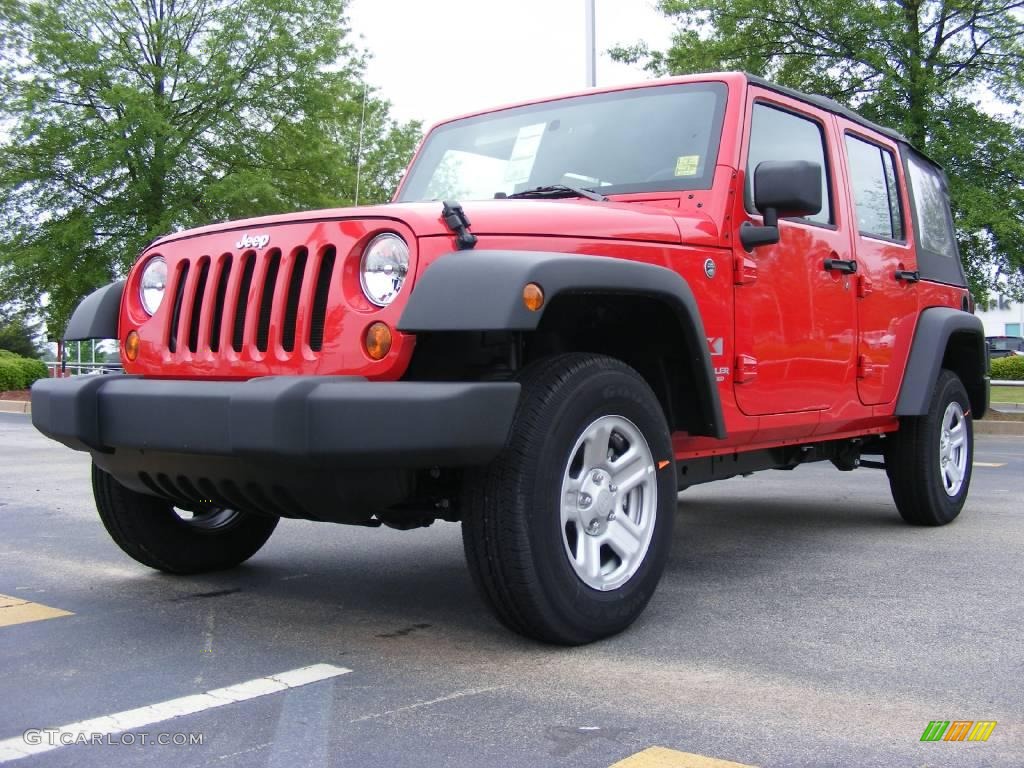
[739,160,823,251]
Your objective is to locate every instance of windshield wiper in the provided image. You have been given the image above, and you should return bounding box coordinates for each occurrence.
[503,184,609,202]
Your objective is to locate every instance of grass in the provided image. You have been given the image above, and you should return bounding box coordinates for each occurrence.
[991,385,1024,404]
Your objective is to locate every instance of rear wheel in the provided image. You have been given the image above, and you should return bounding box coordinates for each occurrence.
[92,463,278,574]
[462,353,676,645]
[885,369,973,526]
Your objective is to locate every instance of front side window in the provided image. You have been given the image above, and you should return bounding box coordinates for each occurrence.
[845,134,904,240]
[397,83,728,202]
[745,103,832,225]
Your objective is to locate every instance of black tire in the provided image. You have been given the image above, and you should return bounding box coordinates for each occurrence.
[462,353,677,645]
[92,463,279,574]
[885,369,973,526]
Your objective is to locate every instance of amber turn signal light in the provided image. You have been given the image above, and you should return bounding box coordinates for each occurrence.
[123,331,140,361]
[523,282,544,311]
[364,322,392,361]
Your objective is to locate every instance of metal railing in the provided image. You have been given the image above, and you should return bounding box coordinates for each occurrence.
[39,366,1024,384]
[47,361,123,378]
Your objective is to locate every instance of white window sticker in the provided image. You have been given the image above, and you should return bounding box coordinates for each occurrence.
[503,123,546,185]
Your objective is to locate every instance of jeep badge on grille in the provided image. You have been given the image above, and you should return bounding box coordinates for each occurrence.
[236,233,270,249]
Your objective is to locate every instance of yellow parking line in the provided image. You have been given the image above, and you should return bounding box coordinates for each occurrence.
[973,461,1006,468]
[0,594,72,628]
[610,746,758,768]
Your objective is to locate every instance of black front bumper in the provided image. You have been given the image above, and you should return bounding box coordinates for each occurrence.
[31,375,521,522]
[31,374,520,467]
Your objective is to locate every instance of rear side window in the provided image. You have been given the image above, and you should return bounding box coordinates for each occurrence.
[904,150,964,285]
[746,103,832,225]
[906,153,957,257]
[845,135,904,240]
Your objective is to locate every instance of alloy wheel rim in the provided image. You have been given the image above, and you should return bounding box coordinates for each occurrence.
[559,415,658,591]
[938,401,968,497]
[173,506,242,531]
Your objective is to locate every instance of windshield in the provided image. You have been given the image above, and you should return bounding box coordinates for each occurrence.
[397,82,728,202]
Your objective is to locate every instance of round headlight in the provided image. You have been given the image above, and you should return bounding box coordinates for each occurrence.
[360,234,409,307]
[139,257,167,316]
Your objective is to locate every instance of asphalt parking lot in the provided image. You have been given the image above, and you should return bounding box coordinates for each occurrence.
[1,410,1022,767]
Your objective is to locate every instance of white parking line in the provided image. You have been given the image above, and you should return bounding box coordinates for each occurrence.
[0,663,351,763]
[349,685,503,723]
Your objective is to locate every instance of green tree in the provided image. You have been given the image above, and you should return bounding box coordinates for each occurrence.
[0,0,421,334]
[612,0,1024,299]
[0,306,43,358]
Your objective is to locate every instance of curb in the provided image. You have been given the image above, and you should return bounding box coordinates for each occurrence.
[0,399,30,414]
[975,420,1024,436]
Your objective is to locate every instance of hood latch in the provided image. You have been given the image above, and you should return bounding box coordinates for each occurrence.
[441,201,477,250]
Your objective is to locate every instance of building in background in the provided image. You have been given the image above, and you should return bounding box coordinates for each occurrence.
[977,293,1023,337]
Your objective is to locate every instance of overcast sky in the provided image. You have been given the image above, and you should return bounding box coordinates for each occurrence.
[346,0,676,129]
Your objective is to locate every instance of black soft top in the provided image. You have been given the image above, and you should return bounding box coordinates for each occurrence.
[744,73,939,167]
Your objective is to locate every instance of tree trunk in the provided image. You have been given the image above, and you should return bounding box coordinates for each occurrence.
[902,0,929,148]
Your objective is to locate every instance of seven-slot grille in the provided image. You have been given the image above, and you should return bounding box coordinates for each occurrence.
[162,245,336,357]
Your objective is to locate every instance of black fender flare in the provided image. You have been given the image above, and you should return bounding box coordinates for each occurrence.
[895,306,988,419]
[398,250,725,438]
[64,280,125,341]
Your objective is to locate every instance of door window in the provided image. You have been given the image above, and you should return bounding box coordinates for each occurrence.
[746,103,832,225]
[845,135,904,240]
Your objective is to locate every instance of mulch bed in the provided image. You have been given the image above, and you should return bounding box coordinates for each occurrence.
[0,390,31,401]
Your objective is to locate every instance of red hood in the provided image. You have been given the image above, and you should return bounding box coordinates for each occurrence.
[150,199,720,249]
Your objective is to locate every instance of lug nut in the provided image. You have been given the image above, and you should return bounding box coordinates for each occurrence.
[579,493,593,509]
[607,511,616,522]
[608,484,617,494]
[592,470,603,485]
[588,518,600,533]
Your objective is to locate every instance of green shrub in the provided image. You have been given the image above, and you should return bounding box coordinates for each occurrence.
[0,360,19,390]
[17,357,49,385]
[991,355,1024,381]
[0,353,49,390]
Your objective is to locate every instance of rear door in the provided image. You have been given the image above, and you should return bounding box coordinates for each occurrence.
[837,122,919,406]
[733,90,857,416]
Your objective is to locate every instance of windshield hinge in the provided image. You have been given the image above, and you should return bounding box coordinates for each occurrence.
[441,201,477,250]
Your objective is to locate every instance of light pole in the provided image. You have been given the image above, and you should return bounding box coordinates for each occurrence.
[585,0,596,87]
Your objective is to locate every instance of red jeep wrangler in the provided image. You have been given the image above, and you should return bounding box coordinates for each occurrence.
[32,72,989,644]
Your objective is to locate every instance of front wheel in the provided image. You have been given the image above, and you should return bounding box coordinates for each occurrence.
[462,354,677,645]
[885,369,973,526]
[92,464,279,574]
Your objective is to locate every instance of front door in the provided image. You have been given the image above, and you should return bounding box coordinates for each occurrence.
[733,92,857,416]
